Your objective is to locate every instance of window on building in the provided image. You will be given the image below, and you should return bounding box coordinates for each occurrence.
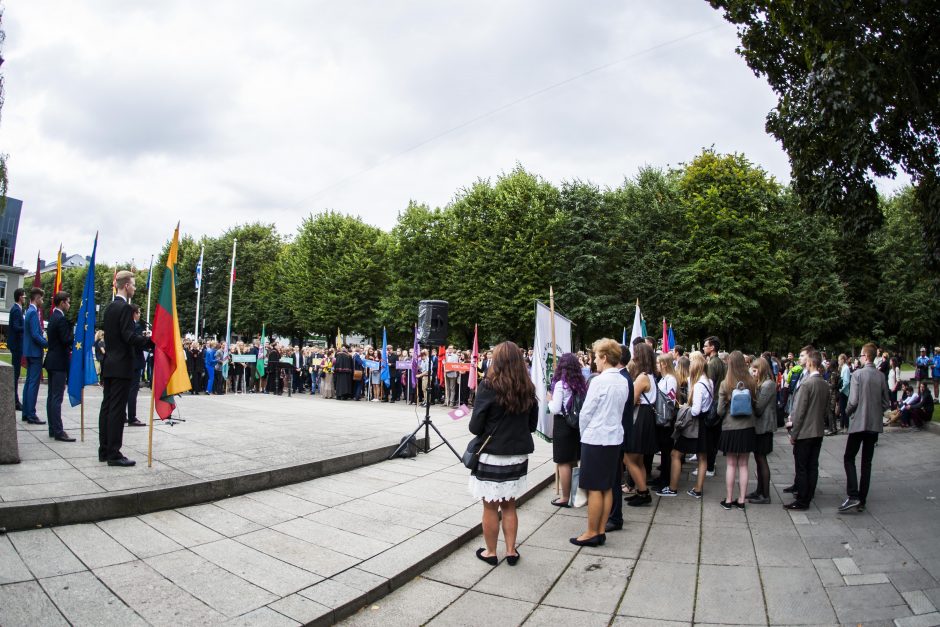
[0,276,7,302]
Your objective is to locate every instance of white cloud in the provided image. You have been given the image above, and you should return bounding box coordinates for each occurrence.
[2,0,797,268]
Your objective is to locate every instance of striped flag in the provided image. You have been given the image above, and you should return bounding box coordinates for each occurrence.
[152,224,191,419]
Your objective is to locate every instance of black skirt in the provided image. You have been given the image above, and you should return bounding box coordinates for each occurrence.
[552,415,580,464]
[675,416,709,454]
[753,432,774,456]
[624,404,658,455]
[719,427,757,454]
[578,443,620,491]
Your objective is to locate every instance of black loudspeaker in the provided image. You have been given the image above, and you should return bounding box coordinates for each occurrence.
[418,300,448,345]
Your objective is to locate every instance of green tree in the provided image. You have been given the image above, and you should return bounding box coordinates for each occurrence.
[673,150,789,348]
[708,0,940,266]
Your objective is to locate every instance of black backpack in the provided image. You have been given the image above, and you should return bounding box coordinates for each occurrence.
[393,434,418,458]
[562,393,585,429]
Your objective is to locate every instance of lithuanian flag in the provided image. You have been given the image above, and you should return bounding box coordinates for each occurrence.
[152,224,191,418]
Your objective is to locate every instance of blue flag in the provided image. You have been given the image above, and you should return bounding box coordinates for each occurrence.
[668,326,676,351]
[380,327,390,387]
[194,251,203,290]
[68,235,99,406]
[410,325,419,388]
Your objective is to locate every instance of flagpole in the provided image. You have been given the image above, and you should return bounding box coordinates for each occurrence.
[80,389,84,442]
[147,387,155,468]
[194,244,204,338]
[224,239,237,356]
[549,286,556,380]
[146,254,154,325]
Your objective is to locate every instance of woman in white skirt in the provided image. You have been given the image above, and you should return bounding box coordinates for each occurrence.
[468,341,537,567]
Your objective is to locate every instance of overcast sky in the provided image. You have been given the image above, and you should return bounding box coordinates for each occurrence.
[1,1,905,269]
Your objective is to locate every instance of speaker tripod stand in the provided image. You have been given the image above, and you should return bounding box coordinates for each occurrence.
[389,345,462,461]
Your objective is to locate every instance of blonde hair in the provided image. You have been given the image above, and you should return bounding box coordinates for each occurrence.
[592,338,621,368]
[656,352,676,378]
[687,351,706,406]
[115,270,136,290]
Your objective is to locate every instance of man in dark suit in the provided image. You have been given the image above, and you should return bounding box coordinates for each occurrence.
[125,304,147,427]
[7,287,25,412]
[98,271,153,466]
[22,287,48,425]
[44,291,75,441]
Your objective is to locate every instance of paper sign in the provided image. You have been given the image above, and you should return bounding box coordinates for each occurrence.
[396,360,413,370]
[448,404,471,420]
[363,359,381,370]
[232,354,257,363]
[443,362,472,373]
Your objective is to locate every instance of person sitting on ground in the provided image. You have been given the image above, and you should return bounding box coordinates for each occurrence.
[899,381,933,430]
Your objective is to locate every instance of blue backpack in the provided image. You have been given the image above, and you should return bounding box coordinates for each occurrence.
[729,382,753,417]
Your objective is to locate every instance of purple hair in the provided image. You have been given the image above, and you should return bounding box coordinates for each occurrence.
[551,352,588,411]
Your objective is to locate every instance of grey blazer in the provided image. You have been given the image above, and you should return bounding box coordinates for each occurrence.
[790,374,828,440]
[754,379,777,435]
[846,364,890,434]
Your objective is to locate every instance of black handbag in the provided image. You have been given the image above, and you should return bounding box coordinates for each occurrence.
[462,419,502,471]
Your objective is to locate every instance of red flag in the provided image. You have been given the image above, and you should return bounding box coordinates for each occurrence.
[469,324,479,390]
[437,346,446,386]
[662,317,669,352]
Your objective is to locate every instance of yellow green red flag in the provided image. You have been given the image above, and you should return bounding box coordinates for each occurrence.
[152,224,191,418]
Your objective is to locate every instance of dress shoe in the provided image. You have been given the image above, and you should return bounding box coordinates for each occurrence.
[53,433,76,442]
[627,491,652,507]
[107,457,136,467]
[746,490,761,500]
[475,548,498,566]
[782,485,796,493]
[748,495,771,504]
[127,420,147,427]
[550,497,571,508]
[783,501,809,510]
[26,417,46,425]
[15,402,23,411]
[506,550,520,566]
[605,520,623,532]
[569,534,604,547]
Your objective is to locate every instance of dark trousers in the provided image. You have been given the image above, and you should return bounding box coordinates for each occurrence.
[22,357,43,418]
[608,451,625,526]
[844,431,878,504]
[99,377,131,460]
[127,368,143,422]
[793,437,823,505]
[655,425,673,478]
[354,378,363,400]
[46,370,67,436]
[706,423,722,472]
[11,349,22,406]
[838,393,849,428]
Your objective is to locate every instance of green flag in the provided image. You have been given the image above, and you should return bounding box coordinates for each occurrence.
[257,323,266,377]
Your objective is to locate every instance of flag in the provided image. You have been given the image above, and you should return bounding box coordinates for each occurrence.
[112,268,117,298]
[380,327,390,387]
[437,346,446,386]
[469,324,479,390]
[410,325,419,388]
[67,235,98,406]
[194,249,203,290]
[335,328,342,350]
[662,318,669,352]
[152,224,192,419]
[32,252,44,330]
[630,300,643,347]
[622,326,626,346]
[231,266,236,283]
[257,323,266,377]
[49,244,63,319]
[668,325,676,351]
[641,314,648,340]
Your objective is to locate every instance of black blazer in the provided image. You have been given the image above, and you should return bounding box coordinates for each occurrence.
[468,382,537,455]
[43,308,74,372]
[101,297,152,380]
[132,322,146,370]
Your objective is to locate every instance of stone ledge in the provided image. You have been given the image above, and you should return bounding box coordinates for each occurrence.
[0,438,428,531]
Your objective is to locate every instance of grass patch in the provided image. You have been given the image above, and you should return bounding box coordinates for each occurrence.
[0,352,11,365]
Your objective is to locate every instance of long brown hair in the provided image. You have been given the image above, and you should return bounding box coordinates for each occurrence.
[723,350,757,396]
[486,341,536,414]
[754,356,773,383]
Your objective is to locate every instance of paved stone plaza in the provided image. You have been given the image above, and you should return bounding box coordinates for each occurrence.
[1,386,938,626]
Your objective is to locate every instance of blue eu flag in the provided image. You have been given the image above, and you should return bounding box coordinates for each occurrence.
[68,235,99,406]
[380,326,390,387]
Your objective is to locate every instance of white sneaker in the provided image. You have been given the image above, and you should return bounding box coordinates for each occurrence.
[689,454,698,462]
[691,469,716,477]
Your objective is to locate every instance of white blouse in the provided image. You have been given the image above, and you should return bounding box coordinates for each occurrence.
[548,380,572,415]
[690,375,713,417]
[578,368,629,446]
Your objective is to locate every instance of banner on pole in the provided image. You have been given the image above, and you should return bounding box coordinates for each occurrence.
[443,362,472,373]
[396,360,413,370]
[530,300,572,441]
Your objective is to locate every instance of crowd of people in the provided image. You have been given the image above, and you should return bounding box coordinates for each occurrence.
[465,335,936,565]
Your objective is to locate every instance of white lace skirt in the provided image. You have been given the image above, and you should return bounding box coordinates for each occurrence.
[468,453,528,502]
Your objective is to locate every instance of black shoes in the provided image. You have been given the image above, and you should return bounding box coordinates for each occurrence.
[107,457,136,467]
[734,501,746,511]
[550,497,571,508]
[605,520,623,532]
[506,550,520,566]
[127,420,147,427]
[748,495,771,504]
[627,491,652,507]
[569,534,606,547]
[719,500,733,510]
[25,417,46,425]
[782,485,796,493]
[53,433,76,442]
[783,501,809,510]
[475,548,498,566]
[746,490,761,499]
[15,402,23,411]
